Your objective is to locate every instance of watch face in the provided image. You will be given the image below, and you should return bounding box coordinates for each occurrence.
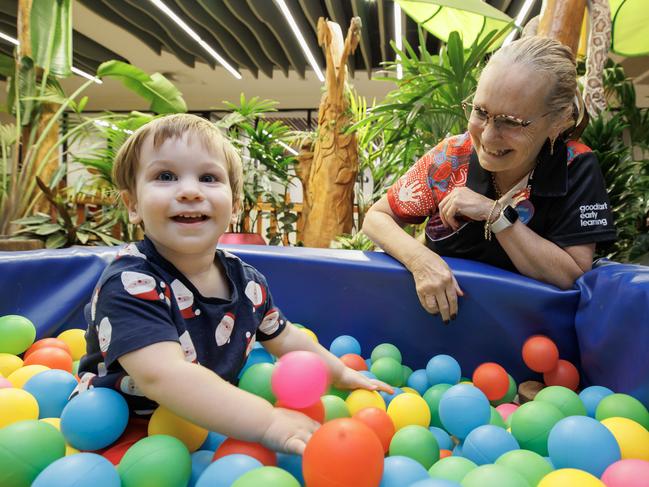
[515,200,534,224]
[504,205,520,223]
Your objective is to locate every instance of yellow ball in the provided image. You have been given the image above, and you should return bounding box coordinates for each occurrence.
[401,387,421,396]
[345,389,386,415]
[40,418,80,455]
[56,329,87,361]
[0,353,23,377]
[148,406,208,452]
[601,416,649,461]
[0,388,39,428]
[7,364,50,388]
[300,327,318,343]
[538,469,605,487]
[387,392,431,430]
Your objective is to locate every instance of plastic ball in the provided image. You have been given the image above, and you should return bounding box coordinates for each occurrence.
[371,343,402,364]
[411,479,462,487]
[118,434,192,487]
[199,431,227,452]
[496,449,553,487]
[231,466,300,487]
[0,377,11,388]
[276,452,304,486]
[213,438,276,466]
[276,397,325,423]
[579,385,614,418]
[56,329,87,361]
[7,364,50,388]
[371,357,404,387]
[380,386,404,406]
[188,450,213,487]
[496,403,518,424]
[535,385,587,417]
[601,459,649,487]
[346,389,386,415]
[340,353,368,371]
[148,406,209,452]
[380,455,430,487]
[360,370,377,380]
[491,374,517,406]
[353,406,396,453]
[461,464,529,487]
[402,387,422,396]
[0,420,66,487]
[238,347,275,378]
[23,369,78,418]
[0,315,36,354]
[489,406,507,429]
[423,383,452,428]
[426,355,461,386]
[299,327,318,343]
[439,449,452,458]
[60,388,129,451]
[438,384,490,439]
[429,426,453,450]
[326,384,350,400]
[389,425,440,469]
[538,468,605,486]
[462,424,519,465]
[321,394,350,421]
[329,335,361,357]
[543,360,579,391]
[596,393,649,430]
[548,415,620,477]
[32,452,120,487]
[0,352,23,376]
[303,418,384,487]
[0,388,39,428]
[387,392,431,430]
[510,400,564,456]
[427,456,477,483]
[472,362,509,401]
[25,338,71,360]
[39,418,79,456]
[238,362,276,403]
[522,335,559,373]
[272,351,330,409]
[194,453,262,487]
[407,369,430,395]
[402,365,414,384]
[601,417,649,461]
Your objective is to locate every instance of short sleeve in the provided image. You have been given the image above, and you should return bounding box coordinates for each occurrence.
[252,273,287,342]
[545,152,617,247]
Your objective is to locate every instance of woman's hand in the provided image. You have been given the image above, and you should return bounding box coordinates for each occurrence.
[438,187,499,230]
[333,366,394,394]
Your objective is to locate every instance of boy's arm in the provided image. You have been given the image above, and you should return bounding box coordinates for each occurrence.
[118,341,319,454]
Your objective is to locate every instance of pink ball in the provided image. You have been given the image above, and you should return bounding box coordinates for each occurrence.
[0,378,12,389]
[271,351,331,409]
[602,459,649,487]
[496,403,519,422]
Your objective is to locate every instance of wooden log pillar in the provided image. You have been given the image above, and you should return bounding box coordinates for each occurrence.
[537,0,587,54]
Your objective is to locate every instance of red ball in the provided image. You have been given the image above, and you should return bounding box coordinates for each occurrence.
[472,362,509,401]
[440,449,452,458]
[543,359,580,391]
[23,346,73,372]
[522,335,559,373]
[352,407,396,453]
[213,438,277,466]
[24,338,71,359]
[303,418,384,487]
[276,399,325,423]
[340,353,368,371]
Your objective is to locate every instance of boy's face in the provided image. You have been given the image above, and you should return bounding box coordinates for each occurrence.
[123,133,236,260]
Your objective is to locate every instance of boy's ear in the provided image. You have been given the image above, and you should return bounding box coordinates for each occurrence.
[121,190,142,224]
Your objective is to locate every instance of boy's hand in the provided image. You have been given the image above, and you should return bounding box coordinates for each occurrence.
[260,407,321,455]
[334,366,394,394]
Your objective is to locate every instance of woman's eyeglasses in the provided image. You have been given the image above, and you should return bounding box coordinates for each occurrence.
[461,101,551,133]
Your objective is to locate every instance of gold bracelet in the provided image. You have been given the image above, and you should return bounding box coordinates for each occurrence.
[484,199,501,241]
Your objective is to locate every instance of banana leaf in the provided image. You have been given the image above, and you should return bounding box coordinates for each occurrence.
[31,0,72,77]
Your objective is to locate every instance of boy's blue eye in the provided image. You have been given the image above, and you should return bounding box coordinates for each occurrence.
[200,174,218,183]
[157,171,176,182]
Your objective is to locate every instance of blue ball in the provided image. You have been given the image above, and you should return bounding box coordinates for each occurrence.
[462,425,520,465]
[60,388,129,451]
[379,456,430,487]
[548,415,621,477]
[277,452,304,485]
[189,450,214,487]
[238,348,275,378]
[411,479,463,487]
[438,384,491,439]
[32,453,120,487]
[426,355,461,386]
[579,385,614,417]
[195,454,262,487]
[407,369,430,395]
[453,441,464,457]
[23,369,78,418]
[329,335,361,357]
[365,358,372,369]
[199,431,227,452]
[429,426,453,450]
[379,387,403,406]
[360,370,378,380]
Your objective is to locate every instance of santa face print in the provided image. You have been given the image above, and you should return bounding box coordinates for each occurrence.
[117,243,147,260]
[245,331,256,356]
[121,271,162,301]
[245,281,266,309]
[215,313,235,346]
[171,279,200,319]
[97,317,112,354]
[178,330,197,362]
[259,309,280,335]
[90,288,99,322]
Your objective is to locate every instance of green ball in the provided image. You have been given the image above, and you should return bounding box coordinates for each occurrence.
[510,401,564,456]
[461,464,529,487]
[596,393,649,430]
[72,360,80,376]
[389,425,440,469]
[371,357,404,387]
[239,363,276,403]
[0,419,65,487]
[402,365,413,385]
[496,449,553,486]
[491,375,517,406]
[118,434,191,487]
[535,386,586,417]
[0,315,36,355]
[232,466,300,487]
[423,383,452,429]
[428,456,477,483]
[490,406,507,429]
[326,385,349,400]
[321,395,350,421]
[370,343,402,364]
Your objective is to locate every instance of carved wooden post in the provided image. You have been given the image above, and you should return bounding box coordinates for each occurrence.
[537,0,587,53]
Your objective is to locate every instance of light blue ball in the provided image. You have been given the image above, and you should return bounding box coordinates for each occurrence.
[238,348,275,378]
[453,442,464,457]
[361,370,378,380]
[189,450,214,487]
[329,335,361,357]
[410,479,463,487]
[24,369,78,418]
[579,385,614,417]
[380,387,404,406]
[426,355,461,386]
[429,426,453,451]
[195,454,262,487]
[199,431,227,452]
[366,358,372,369]
[379,456,430,487]
[438,384,490,439]
[548,415,621,477]
[407,369,430,395]
[32,453,120,487]
[60,388,129,451]
[462,425,520,465]
[277,452,304,486]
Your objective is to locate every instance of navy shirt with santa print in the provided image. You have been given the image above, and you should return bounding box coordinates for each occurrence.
[77,237,287,415]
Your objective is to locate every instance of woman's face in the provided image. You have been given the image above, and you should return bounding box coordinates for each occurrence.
[468,61,563,177]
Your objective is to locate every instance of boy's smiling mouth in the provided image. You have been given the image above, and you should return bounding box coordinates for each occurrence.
[171,213,209,223]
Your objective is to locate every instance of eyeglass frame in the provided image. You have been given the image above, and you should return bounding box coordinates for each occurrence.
[461,99,554,132]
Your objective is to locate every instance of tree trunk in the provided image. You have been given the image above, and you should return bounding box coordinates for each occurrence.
[537,0,587,53]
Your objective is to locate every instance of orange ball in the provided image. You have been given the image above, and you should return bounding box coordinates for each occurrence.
[303,418,384,487]
[213,438,277,466]
[353,407,396,453]
[24,338,71,359]
[276,399,325,423]
[440,449,453,458]
[23,346,73,372]
[522,335,559,373]
[472,362,509,401]
[340,353,368,371]
[543,359,580,391]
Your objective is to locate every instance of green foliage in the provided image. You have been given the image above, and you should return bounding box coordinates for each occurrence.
[330,232,376,251]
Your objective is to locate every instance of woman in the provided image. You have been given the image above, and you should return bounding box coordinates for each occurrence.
[362,36,616,322]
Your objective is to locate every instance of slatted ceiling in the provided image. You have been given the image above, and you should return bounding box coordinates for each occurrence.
[298,0,328,35]
[377,0,389,64]
[351,0,373,77]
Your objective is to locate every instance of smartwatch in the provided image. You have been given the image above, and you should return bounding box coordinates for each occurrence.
[491,205,519,233]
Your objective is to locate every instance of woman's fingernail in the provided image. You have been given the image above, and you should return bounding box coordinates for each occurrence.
[443,319,450,325]
[451,314,457,320]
